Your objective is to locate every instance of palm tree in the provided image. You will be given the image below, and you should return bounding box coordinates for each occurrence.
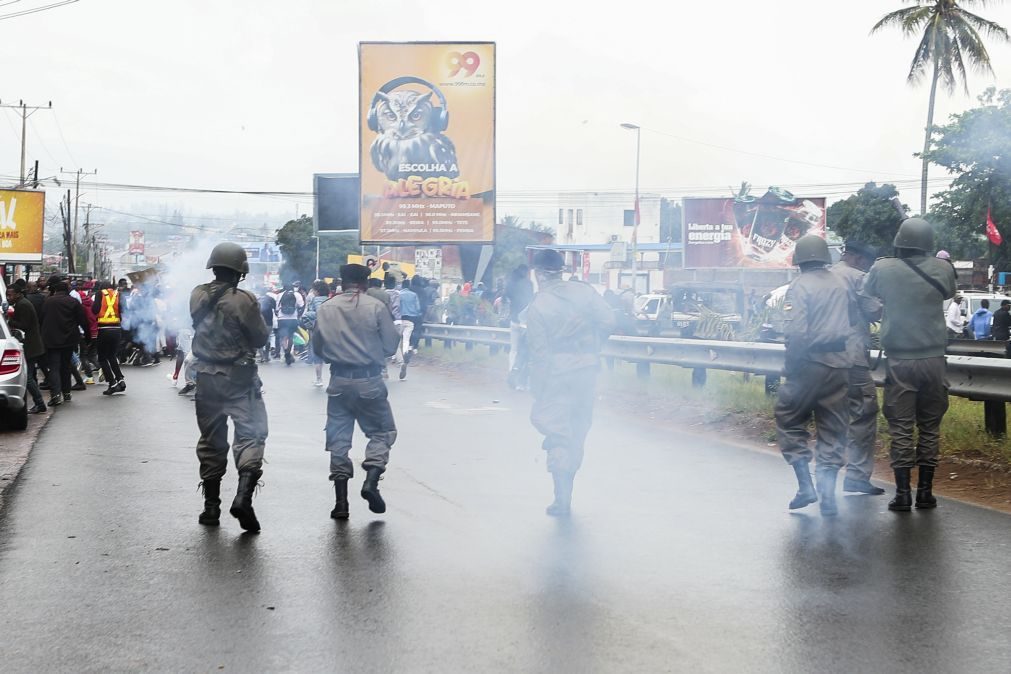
[872,0,1008,216]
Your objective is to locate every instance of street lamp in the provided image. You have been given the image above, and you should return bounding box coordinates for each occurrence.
[620,122,641,292]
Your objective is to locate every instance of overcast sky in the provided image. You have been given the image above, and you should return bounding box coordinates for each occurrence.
[3,0,1011,227]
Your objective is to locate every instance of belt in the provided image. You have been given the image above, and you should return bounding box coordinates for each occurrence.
[329,363,382,379]
[809,339,846,353]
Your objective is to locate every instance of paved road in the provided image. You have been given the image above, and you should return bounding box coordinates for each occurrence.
[1,358,1009,672]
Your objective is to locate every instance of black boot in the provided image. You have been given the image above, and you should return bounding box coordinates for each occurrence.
[888,468,913,512]
[788,461,818,510]
[915,466,937,509]
[198,479,221,526]
[230,470,262,532]
[546,472,574,516]
[331,478,350,520]
[816,466,839,517]
[360,468,386,514]
[843,475,886,495]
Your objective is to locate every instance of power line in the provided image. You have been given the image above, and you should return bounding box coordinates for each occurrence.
[0,0,79,21]
[50,109,78,169]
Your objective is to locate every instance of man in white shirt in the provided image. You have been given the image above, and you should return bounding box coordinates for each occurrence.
[945,295,965,337]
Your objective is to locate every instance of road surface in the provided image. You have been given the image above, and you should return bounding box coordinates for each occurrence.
[1,358,1009,672]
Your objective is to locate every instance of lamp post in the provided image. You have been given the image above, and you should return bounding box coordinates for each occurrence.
[620,122,641,292]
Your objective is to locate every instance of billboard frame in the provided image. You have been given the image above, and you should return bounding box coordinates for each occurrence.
[313,172,361,237]
[357,40,496,246]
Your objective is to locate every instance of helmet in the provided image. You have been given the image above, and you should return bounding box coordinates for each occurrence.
[792,235,831,266]
[206,242,249,274]
[532,248,564,272]
[893,217,934,252]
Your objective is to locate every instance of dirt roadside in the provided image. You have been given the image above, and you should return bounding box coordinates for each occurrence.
[418,353,1011,515]
[0,410,53,513]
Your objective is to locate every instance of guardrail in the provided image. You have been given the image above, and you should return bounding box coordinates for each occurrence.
[421,324,1011,435]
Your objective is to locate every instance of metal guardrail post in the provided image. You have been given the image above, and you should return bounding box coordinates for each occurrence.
[692,368,707,389]
[984,401,1007,438]
[636,362,650,379]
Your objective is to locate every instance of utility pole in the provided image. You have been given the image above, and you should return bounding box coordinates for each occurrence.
[0,100,52,186]
[59,190,74,273]
[61,167,97,269]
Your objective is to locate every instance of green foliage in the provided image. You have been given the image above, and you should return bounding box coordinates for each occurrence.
[826,182,908,252]
[926,87,1011,266]
[275,215,361,285]
[491,215,554,282]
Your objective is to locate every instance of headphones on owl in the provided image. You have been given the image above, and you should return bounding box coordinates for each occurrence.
[367,76,450,133]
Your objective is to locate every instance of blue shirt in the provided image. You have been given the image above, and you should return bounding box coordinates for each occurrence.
[969,308,993,339]
[399,288,421,318]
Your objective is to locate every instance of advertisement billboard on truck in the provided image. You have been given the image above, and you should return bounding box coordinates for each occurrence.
[683,189,826,269]
[358,41,496,245]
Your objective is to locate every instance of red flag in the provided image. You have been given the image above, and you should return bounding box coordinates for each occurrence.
[987,207,1003,246]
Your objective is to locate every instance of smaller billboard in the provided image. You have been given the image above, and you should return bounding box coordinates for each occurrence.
[0,189,45,263]
[241,241,281,263]
[314,173,360,234]
[683,190,826,269]
[128,230,145,255]
[414,247,443,281]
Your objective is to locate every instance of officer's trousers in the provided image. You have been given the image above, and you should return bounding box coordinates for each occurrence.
[530,367,598,476]
[325,376,397,480]
[776,362,848,468]
[845,366,879,481]
[881,356,949,469]
[195,372,268,480]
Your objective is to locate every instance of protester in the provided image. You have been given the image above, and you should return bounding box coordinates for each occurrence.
[399,279,422,379]
[504,264,534,385]
[992,299,1011,343]
[275,282,304,366]
[39,275,90,407]
[968,298,993,340]
[311,263,400,519]
[945,295,965,337]
[256,287,277,363]
[303,280,329,387]
[6,283,47,413]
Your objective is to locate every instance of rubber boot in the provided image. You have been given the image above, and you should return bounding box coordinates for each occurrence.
[816,466,839,517]
[915,466,937,509]
[198,479,221,526]
[546,472,574,517]
[360,468,386,514]
[888,468,913,512]
[788,461,818,510]
[331,478,350,520]
[230,470,262,532]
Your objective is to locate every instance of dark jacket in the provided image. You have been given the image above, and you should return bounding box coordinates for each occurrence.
[25,290,45,317]
[525,278,616,378]
[40,291,89,350]
[9,296,45,359]
[190,281,269,368]
[992,307,1011,341]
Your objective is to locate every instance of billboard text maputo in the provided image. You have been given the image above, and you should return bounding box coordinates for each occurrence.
[359,42,495,244]
[683,191,826,269]
[0,189,45,263]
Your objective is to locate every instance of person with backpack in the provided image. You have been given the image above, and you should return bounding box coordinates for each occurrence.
[275,282,304,365]
[256,288,277,363]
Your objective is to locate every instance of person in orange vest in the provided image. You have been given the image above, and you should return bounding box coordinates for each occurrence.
[93,280,127,395]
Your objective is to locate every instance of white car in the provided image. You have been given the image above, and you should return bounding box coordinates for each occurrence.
[0,315,29,430]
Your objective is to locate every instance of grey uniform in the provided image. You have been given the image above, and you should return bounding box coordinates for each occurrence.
[311,290,400,480]
[776,268,856,468]
[864,255,956,469]
[525,279,616,476]
[190,281,271,481]
[830,261,883,482]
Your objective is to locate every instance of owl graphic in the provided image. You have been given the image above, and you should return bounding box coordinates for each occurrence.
[369,89,459,181]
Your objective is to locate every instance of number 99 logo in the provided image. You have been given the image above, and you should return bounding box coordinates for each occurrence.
[446,51,480,78]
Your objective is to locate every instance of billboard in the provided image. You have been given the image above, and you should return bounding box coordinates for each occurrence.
[128,230,145,255]
[241,241,281,263]
[359,41,495,245]
[314,173,360,234]
[0,189,45,262]
[683,190,826,268]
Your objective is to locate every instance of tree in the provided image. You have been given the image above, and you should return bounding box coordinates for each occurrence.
[826,182,909,252]
[925,87,1011,266]
[871,0,1008,216]
[275,215,360,285]
[491,215,554,282]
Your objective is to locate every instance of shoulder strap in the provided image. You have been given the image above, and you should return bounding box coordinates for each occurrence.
[192,284,232,330]
[899,257,948,299]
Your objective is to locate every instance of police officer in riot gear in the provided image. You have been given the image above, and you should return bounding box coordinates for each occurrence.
[864,218,956,511]
[525,249,616,516]
[830,241,885,496]
[190,242,271,531]
[776,235,855,517]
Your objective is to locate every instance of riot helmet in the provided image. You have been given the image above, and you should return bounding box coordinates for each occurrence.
[893,217,934,252]
[206,242,249,275]
[792,235,831,266]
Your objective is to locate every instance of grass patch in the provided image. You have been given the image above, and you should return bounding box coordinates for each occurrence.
[420,341,1010,467]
